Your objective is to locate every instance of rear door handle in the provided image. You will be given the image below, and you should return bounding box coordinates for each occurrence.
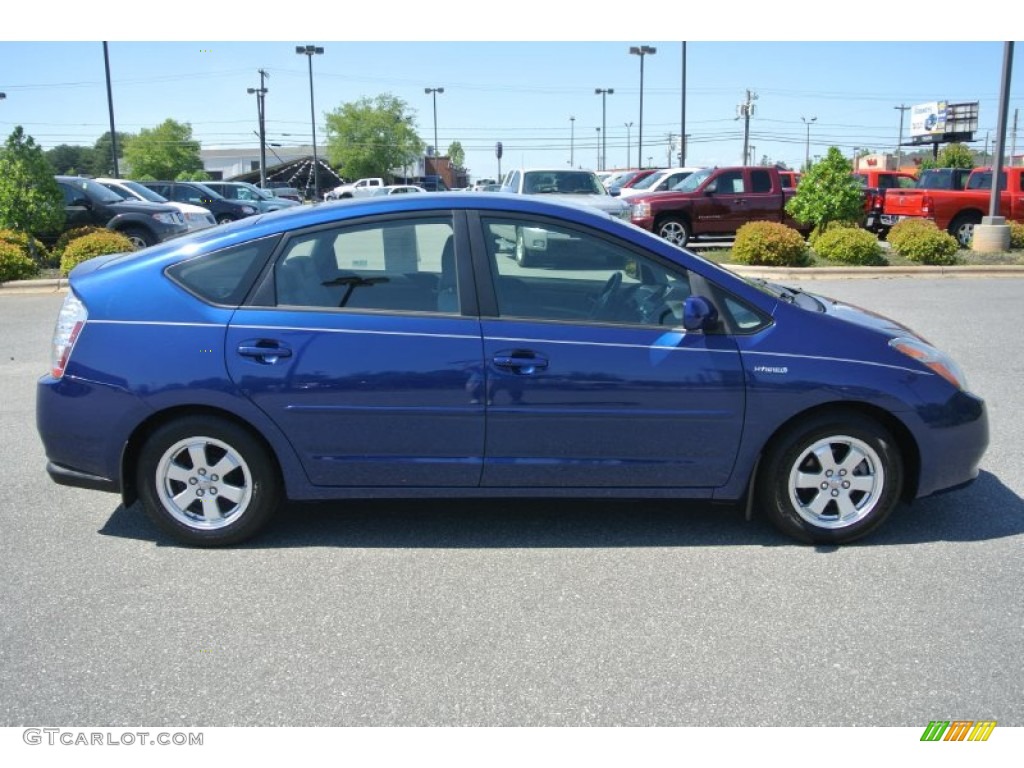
[493,351,549,375]
[238,340,293,364]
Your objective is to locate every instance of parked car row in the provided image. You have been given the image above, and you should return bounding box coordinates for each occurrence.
[51,176,307,249]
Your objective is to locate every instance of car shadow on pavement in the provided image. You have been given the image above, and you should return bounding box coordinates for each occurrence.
[97,471,1022,550]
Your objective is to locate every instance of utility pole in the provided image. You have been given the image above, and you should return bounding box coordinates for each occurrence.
[737,89,757,166]
[680,42,687,166]
[102,42,119,177]
[248,69,269,188]
[667,133,675,167]
[801,115,816,170]
[1012,107,1019,166]
[894,104,910,169]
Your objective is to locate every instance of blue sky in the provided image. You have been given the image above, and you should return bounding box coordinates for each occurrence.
[2,6,1020,182]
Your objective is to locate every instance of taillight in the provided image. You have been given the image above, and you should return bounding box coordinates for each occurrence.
[921,194,933,216]
[50,291,87,379]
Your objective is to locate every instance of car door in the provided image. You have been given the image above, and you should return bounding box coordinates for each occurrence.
[225,211,486,488]
[471,213,745,489]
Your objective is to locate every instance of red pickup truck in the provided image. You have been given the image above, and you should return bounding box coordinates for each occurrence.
[628,166,803,247]
[854,170,917,235]
[881,166,1024,246]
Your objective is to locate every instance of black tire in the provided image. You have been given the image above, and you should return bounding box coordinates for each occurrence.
[136,416,282,547]
[757,411,903,544]
[121,226,155,249]
[948,212,982,248]
[515,227,534,267]
[656,216,691,247]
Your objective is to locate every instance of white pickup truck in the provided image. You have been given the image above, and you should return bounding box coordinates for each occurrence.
[324,177,385,200]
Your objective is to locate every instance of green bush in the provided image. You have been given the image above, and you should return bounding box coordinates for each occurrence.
[886,218,941,253]
[813,226,887,266]
[1009,221,1024,250]
[0,241,40,282]
[52,226,107,258]
[60,230,135,276]
[0,228,52,267]
[808,220,860,250]
[887,218,960,265]
[732,221,809,267]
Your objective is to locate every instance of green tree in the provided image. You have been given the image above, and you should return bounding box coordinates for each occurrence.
[122,119,203,180]
[786,146,864,232]
[447,140,465,169]
[46,144,96,175]
[0,127,65,252]
[919,142,975,170]
[91,131,132,176]
[324,94,424,180]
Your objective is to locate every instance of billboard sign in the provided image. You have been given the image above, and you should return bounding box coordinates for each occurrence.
[910,101,951,138]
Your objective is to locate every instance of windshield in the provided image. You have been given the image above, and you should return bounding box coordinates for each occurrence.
[68,177,126,204]
[191,182,225,200]
[673,168,713,193]
[522,171,606,195]
[119,180,167,202]
[630,171,666,191]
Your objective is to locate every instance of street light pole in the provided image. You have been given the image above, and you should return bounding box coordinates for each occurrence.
[247,69,269,188]
[629,45,656,168]
[296,44,324,200]
[801,116,817,170]
[102,42,119,177]
[595,88,613,171]
[624,122,633,169]
[595,127,601,170]
[570,116,575,167]
[425,87,444,163]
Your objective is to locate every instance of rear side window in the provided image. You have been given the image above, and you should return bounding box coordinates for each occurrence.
[166,235,280,306]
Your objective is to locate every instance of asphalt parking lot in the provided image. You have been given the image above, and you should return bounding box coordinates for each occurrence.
[1,278,1021,727]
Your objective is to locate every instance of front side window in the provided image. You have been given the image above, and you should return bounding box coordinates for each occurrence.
[274,216,458,314]
[482,216,691,327]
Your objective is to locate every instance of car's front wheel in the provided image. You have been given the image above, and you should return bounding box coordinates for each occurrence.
[656,216,691,247]
[757,412,903,544]
[136,416,281,547]
[120,226,154,249]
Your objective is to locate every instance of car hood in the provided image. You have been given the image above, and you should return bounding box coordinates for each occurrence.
[808,289,926,341]
[535,193,629,215]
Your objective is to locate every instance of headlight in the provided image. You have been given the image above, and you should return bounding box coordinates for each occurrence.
[632,202,650,219]
[240,206,256,214]
[890,337,968,390]
[152,212,177,224]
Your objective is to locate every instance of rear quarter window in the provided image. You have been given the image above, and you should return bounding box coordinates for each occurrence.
[166,235,280,306]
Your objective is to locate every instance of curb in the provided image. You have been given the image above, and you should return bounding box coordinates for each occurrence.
[3,266,1024,296]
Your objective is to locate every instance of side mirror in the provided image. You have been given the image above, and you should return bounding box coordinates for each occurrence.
[683,295,719,332]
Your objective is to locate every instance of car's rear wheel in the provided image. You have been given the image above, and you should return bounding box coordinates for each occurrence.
[948,212,982,248]
[136,416,281,547]
[656,216,691,247]
[515,227,535,267]
[757,412,903,544]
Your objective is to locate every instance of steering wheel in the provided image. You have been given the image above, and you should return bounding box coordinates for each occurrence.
[590,271,622,319]
[637,283,670,324]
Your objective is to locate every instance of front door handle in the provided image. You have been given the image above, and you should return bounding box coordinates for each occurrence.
[493,350,549,375]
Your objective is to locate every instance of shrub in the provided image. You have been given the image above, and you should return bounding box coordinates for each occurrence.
[731,221,809,267]
[1009,221,1024,250]
[52,226,107,258]
[808,220,859,250]
[813,226,887,266]
[887,219,960,265]
[0,241,40,282]
[0,227,52,267]
[60,230,135,275]
[886,218,941,252]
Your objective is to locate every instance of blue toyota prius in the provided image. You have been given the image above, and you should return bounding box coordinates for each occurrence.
[36,193,988,546]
